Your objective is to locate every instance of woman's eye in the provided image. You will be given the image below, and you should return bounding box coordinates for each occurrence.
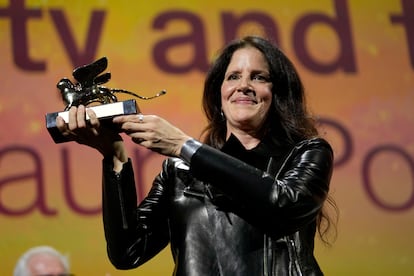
[227,74,239,80]
[252,75,269,82]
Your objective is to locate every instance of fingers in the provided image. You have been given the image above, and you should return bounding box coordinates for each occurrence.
[113,113,147,124]
[68,106,79,130]
[137,113,144,123]
[113,113,151,142]
[55,105,126,157]
[56,115,68,134]
[64,105,99,129]
[65,105,85,130]
[87,107,100,128]
[113,113,145,135]
[132,136,145,144]
[113,113,190,157]
[57,105,99,137]
[76,105,87,128]
[56,106,79,138]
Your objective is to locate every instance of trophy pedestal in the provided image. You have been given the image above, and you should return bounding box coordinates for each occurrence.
[45,99,138,143]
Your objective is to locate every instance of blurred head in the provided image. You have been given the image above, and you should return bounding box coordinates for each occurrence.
[14,246,71,276]
[202,35,317,148]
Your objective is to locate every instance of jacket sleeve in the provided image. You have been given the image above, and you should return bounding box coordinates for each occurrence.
[102,158,170,269]
[189,137,333,236]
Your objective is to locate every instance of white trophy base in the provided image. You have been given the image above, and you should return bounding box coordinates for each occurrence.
[45,100,138,143]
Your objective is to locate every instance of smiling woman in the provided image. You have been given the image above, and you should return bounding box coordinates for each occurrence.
[220,46,273,148]
[55,35,337,275]
[1,0,413,275]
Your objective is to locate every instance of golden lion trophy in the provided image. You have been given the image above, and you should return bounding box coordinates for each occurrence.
[45,57,166,143]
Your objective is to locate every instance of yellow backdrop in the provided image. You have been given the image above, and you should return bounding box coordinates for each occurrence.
[1,0,413,275]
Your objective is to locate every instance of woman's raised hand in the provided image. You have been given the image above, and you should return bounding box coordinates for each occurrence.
[113,114,191,158]
[56,105,127,166]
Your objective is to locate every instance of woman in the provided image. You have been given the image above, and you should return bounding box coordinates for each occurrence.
[57,36,336,275]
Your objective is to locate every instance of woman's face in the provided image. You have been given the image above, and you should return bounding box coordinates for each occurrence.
[221,46,273,136]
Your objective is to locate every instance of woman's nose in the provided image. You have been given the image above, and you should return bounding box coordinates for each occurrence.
[237,77,252,92]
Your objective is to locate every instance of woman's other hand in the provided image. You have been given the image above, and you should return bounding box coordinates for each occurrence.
[113,114,191,157]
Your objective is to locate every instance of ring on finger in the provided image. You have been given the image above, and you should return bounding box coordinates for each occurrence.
[138,113,144,123]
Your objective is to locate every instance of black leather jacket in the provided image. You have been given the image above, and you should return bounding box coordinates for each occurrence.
[102,136,333,275]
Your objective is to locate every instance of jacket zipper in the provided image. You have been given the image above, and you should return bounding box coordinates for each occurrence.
[287,236,303,276]
[263,234,268,276]
[115,173,128,229]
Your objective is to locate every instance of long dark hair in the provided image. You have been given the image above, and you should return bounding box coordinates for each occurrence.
[201,35,337,245]
[202,35,317,148]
